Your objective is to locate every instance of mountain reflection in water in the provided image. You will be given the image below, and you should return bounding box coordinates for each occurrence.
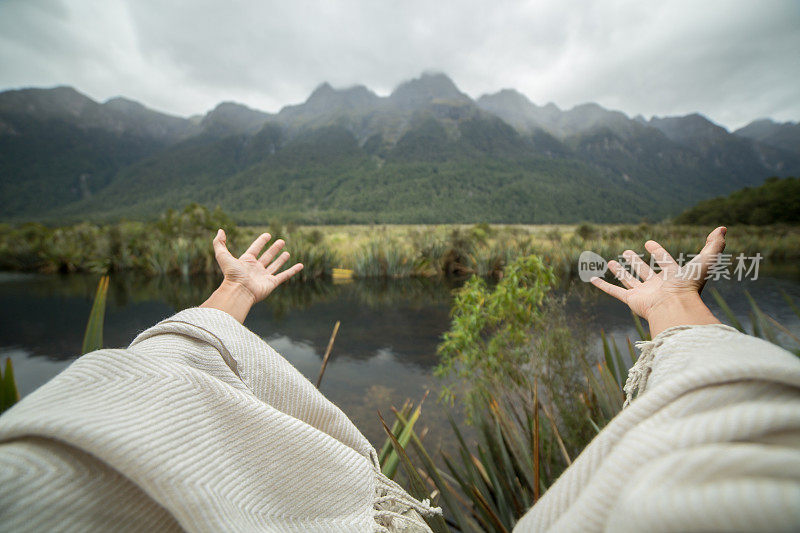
[1,271,799,451]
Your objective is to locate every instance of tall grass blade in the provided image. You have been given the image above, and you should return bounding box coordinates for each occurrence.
[393,411,477,533]
[377,411,449,533]
[466,484,510,533]
[82,275,109,354]
[710,288,745,332]
[1,358,20,414]
[315,320,340,388]
[381,393,427,479]
[538,400,571,466]
[631,312,650,341]
[378,400,411,465]
[532,383,540,503]
[781,290,800,320]
[610,335,626,386]
[745,291,778,343]
[600,331,620,384]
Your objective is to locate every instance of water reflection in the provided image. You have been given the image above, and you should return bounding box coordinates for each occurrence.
[0,273,463,450]
[2,271,799,451]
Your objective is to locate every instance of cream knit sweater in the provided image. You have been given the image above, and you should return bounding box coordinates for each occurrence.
[1,311,799,532]
[513,324,800,532]
[0,308,437,532]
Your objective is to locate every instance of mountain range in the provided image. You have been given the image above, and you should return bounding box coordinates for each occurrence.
[1,72,798,224]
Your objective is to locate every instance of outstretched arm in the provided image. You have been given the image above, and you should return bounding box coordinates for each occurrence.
[591,227,726,337]
[201,229,304,323]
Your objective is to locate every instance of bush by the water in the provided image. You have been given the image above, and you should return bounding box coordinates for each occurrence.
[675,176,800,225]
[2,203,799,280]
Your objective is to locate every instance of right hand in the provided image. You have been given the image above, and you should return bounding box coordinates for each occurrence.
[212,229,304,304]
[591,227,726,335]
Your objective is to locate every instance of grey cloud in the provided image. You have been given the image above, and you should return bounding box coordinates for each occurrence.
[0,0,797,129]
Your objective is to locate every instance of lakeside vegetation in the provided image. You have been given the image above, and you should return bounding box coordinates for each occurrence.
[676,176,800,225]
[2,204,799,281]
[383,258,800,532]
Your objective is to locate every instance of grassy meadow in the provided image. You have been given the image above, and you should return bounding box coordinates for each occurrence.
[2,204,799,280]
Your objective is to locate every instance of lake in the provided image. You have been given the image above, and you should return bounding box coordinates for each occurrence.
[2,270,800,453]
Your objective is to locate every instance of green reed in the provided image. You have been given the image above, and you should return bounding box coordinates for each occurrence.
[1,205,798,281]
[378,277,800,533]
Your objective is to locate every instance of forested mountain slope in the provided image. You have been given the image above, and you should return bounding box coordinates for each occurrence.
[1,74,797,224]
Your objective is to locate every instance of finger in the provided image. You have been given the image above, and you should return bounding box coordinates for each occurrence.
[644,240,678,273]
[258,239,285,266]
[213,229,234,262]
[274,263,304,284]
[243,233,271,258]
[684,226,727,289]
[697,226,727,264]
[608,260,639,289]
[623,250,654,281]
[265,251,290,274]
[590,276,628,302]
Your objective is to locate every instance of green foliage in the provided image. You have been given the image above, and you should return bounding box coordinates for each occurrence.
[676,176,800,225]
[353,240,415,278]
[9,123,746,225]
[3,219,800,282]
[291,244,337,281]
[0,111,167,218]
[383,367,621,532]
[390,288,800,531]
[3,86,794,226]
[0,204,336,278]
[436,256,557,413]
[575,223,597,240]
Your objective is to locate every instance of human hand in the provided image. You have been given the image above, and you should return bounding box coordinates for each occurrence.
[200,229,303,323]
[591,227,726,337]
[212,229,303,303]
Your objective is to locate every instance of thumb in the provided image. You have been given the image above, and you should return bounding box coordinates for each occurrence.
[691,227,726,290]
[698,226,726,263]
[213,229,234,262]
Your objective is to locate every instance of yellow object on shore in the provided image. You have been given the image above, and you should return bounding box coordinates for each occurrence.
[332,268,354,281]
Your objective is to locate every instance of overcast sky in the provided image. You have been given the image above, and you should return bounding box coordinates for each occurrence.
[0,0,798,130]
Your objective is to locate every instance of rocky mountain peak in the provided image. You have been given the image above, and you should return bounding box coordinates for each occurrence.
[201,101,271,136]
[103,96,147,114]
[389,72,471,108]
[0,85,94,118]
[735,118,800,153]
[305,83,379,109]
[649,113,728,145]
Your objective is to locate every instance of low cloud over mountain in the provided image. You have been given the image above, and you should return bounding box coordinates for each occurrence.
[1,73,798,224]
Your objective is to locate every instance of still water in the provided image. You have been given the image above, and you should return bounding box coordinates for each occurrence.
[1,271,799,451]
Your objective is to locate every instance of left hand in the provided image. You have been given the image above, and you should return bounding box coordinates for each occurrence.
[212,229,304,304]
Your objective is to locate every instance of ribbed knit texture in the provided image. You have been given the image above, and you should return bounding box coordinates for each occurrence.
[0,308,434,532]
[513,324,800,532]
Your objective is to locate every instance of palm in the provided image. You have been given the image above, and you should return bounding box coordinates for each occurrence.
[213,230,303,303]
[591,227,726,320]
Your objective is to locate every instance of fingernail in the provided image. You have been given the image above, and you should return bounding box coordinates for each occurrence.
[720,227,727,236]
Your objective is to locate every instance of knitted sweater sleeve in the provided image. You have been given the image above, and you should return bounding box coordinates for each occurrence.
[513,324,800,533]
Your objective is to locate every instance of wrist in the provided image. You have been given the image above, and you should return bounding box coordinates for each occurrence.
[200,279,256,324]
[646,292,719,338]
